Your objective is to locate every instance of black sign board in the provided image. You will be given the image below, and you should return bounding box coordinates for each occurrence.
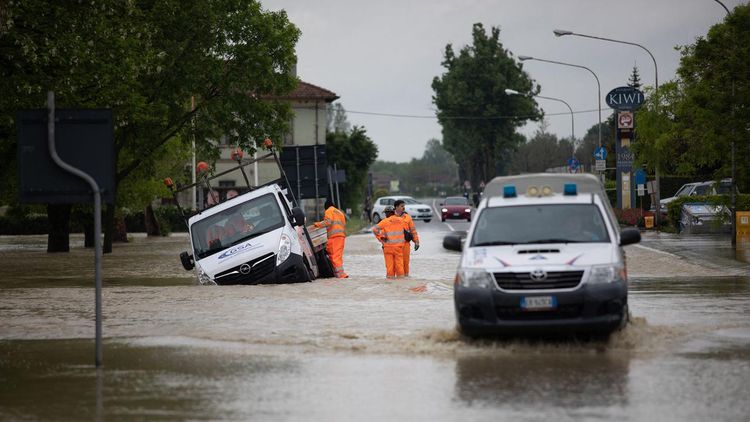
[17,109,115,203]
[606,86,645,111]
[280,145,328,200]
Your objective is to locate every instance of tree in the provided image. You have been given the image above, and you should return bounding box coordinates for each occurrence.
[326,126,378,213]
[508,124,575,174]
[0,1,300,252]
[326,102,351,135]
[628,65,642,89]
[432,23,541,188]
[634,3,749,191]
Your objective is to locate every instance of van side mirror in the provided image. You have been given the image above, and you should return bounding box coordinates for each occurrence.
[292,207,306,227]
[180,251,194,271]
[619,228,641,246]
[443,233,463,252]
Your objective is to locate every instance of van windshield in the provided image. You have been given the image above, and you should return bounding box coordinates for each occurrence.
[471,204,610,246]
[191,193,285,259]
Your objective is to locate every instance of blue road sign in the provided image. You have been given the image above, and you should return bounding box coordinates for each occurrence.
[593,146,607,160]
[567,157,580,172]
[634,169,646,185]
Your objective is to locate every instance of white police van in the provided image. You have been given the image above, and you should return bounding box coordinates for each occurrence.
[447,173,640,337]
[168,144,332,285]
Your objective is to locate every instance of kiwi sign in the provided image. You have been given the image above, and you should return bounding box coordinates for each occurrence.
[606,86,645,111]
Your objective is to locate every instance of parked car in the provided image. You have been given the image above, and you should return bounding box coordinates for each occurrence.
[657,179,738,215]
[440,196,472,222]
[371,196,432,223]
[680,202,732,234]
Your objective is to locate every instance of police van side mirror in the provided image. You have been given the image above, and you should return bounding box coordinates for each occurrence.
[292,207,306,227]
[443,233,463,252]
[619,228,641,246]
[180,251,194,271]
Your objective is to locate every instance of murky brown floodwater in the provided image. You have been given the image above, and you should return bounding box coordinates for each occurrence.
[1,227,749,421]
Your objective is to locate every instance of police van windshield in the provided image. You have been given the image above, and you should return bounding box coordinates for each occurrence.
[471,204,610,246]
[191,193,285,259]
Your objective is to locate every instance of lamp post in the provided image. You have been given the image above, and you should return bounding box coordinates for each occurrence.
[505,88,575,141]
[713,0,737,245]
[518,55,601,150]
[553,29,662,227]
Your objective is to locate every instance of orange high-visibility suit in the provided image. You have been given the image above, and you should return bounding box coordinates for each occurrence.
[372,215,408,278]
[398,212,420,276]
[315,206,348,278]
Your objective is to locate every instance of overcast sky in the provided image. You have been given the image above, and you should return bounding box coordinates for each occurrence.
[265,0,743,163]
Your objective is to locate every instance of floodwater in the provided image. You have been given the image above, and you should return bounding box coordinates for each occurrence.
[1,223,749,421]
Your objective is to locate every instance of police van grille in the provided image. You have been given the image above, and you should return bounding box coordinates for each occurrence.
[215,252,276,285]
[517,249,560,254]
[493,270,584,290]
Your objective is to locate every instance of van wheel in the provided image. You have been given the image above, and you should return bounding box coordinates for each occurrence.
[372,213,381,223]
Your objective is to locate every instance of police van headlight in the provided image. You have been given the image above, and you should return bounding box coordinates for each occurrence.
[456,269,494,288]
[277,234,291,265]
[589,265,626,284]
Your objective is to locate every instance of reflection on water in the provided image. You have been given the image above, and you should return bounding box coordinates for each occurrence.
[454,353,630,410]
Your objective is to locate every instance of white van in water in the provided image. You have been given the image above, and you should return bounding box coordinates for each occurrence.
[446,173,641,337]
[169,145,332,285]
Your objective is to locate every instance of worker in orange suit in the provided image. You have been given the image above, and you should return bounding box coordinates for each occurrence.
[314,199,349,278]
[372,205,408,278]
[393,199,420,277]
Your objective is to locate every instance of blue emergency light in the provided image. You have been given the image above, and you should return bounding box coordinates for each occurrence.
[503,185,517,198]
[563,183,577,195]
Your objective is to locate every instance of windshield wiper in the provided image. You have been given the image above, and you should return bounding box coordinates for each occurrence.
[473,241,517,246]
[526,238,582,244]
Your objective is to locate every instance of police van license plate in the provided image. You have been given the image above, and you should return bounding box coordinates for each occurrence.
[520,296,557,310]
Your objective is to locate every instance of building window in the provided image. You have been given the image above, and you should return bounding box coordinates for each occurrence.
[283,117,294,146]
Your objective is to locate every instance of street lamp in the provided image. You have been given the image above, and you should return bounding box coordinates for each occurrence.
[505,88,575,141]
[518,55,601,149]
[553,29,662,226]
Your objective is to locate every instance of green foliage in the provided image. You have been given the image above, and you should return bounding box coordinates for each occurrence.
[508,126,575,173]
[370,139,459,196]
[326,126,378,213]
[0,0,300,213]
[633,5,750,193]
[432,23,541,186]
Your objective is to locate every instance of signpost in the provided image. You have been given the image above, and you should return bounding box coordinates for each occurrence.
[593,147,607,171]
[607,86,644,209]
[17,92,114,368]
[567,157,580,173]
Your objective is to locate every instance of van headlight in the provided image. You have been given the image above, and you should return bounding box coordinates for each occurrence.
[277,234,291,265]
[456,269,494,288]
[589,265,626,283]
[197,267,216,285]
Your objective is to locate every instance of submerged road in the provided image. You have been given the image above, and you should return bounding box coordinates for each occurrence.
[0,223,749,420]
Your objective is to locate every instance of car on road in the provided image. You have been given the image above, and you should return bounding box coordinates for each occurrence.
[447,173,640,338]
[440,196,472,222]
[371,196,432,223]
